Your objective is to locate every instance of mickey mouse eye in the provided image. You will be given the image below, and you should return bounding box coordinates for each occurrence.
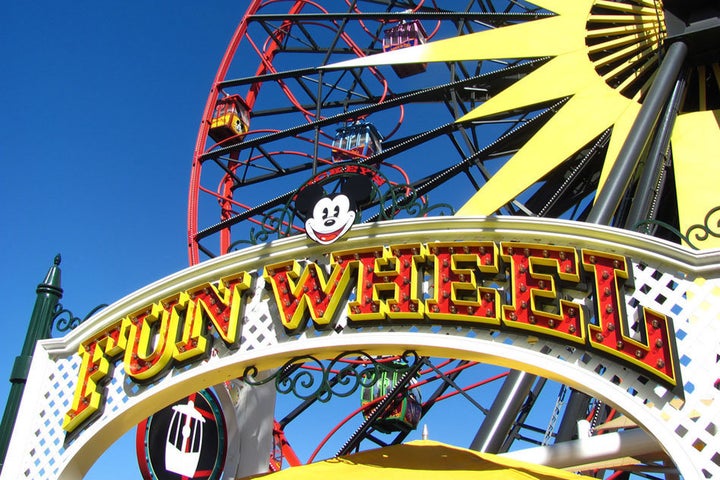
[322,207,330,219]
[333,205,340,217]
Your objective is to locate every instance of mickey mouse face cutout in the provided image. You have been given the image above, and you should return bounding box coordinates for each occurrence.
[295,175,373,245]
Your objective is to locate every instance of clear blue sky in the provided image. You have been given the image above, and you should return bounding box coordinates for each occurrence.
[0,4,571,478]
[0,2,240,477]
[1,5,474,477]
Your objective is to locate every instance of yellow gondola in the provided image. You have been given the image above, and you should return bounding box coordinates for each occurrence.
[209,94,250,143]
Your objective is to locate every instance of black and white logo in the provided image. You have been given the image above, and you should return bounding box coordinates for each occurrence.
[136,389,227,480]
[295,174,373,245]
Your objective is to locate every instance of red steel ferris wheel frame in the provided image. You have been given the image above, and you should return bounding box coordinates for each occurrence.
[187,0,308,266]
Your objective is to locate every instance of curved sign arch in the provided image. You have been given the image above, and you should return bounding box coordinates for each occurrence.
[2,217,718,479]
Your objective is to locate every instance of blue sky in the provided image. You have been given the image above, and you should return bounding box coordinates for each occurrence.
[2,5,476,477]
[0,4,577,478]
[0,4,516,477]
[0,2,240,477]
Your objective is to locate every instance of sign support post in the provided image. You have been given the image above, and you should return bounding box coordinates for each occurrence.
[0,255,63,473]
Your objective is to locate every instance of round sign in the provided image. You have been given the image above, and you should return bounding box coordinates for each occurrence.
[136,389,227,480]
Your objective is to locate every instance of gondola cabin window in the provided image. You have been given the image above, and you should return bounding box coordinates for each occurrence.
[209,95,250,143]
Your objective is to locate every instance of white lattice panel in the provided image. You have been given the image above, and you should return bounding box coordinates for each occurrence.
[20,354,78,479]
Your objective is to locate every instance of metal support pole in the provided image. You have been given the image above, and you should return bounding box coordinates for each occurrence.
[0,255,63,472]
[554,389,592,443]
[469,370,535,453]
[312,69,323,176]
[587,40,688,225]
[624,71,687,231]
[500,427,664,470]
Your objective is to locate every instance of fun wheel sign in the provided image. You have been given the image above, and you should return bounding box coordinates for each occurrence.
[2,217,720,479]
[5,1,720,479]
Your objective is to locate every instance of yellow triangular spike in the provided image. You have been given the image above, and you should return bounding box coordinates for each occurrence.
[322,6,589,71]
[457,51,603,122]
[596,100,641,194]
[672,110,720,249]
[457,85,633,216]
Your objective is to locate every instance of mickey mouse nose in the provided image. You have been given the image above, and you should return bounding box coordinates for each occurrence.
[324,219,336,227]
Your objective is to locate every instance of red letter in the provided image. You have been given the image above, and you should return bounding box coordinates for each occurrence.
[583,250,680,388]
[425,242,500,325]
[501,243,586,344]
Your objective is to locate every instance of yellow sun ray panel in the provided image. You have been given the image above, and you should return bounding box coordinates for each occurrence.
[593,37,658,69]
[589,14,650,24]
[607,48,658,91]
[586,24,652,39]
[631,69,654,102]
[456,51,604,123]
[593,0,656,14]
[588,32,657,55]
[457,86,633,216]
[671,110,720,250]
[322,0,593,71]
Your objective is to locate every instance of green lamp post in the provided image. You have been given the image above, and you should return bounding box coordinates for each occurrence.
[0,255,63,472]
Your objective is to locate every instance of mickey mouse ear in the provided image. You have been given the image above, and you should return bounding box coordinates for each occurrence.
[341,174,374,207]
[294,182,326,216]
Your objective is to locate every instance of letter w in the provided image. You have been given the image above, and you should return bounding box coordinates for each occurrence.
[264,259,353,331]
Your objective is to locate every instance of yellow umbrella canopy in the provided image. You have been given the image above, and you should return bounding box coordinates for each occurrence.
[247,440,591,480]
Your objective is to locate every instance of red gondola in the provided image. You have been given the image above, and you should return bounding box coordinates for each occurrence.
[382,19,428,78]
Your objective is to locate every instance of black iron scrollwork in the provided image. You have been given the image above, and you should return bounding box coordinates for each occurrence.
[51,303,108,337]
[684,206,720,249]
[239,163,454,246]
[373,183,454,221]
[634,206,720,250]
[242,350,420,402]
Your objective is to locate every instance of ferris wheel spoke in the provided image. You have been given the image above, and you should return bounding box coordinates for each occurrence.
[204,60,547,162]
[219,67,320,89]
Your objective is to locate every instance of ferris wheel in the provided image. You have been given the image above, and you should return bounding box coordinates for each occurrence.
[185,1,720,478]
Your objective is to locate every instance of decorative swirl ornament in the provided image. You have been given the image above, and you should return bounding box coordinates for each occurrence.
[634,206,720,250]
[242,163,454,246]
[51,303,107,337]
[242,350,420,402]
[685,206,720,250]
